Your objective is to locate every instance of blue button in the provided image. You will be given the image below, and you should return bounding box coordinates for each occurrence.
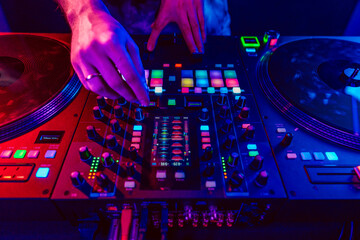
[181,70,193,78]
[207,87,215,94]
[313,152,325,161]
[45,150,56,159]
[300,152,312,161]
[196,79,209,87]
[220,87,228,94]
[169,76,176,82]
[326,152,338,161]
[247,144,257,150]
[133,125,142,131]
[36,168,49,178]
[200,125,209,131]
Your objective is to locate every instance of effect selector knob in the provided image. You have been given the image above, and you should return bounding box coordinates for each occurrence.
[236,96,246,109]
[129,146,138,161]
[199,108,209,121]
[219,105,229,118]
[242,125,255,139]
[280,132,293,147]
[126,162,135,176]
[221,119,233,133]
[117,96,127,105]
[101,152,114,167]
[250,155,264,170]
[135,108,144,122]
[93,106,104,120]
[238,107,250,120]
[227,152,240,166]
[217,94,227,105]
[255,170,269,187]
[106,134,118,149]
[110,119,121,133]
[96,96,106,108]
[95,172,110,188]
[201,146,213,161]
[86,125,97,140]
[70,171,85,187]
[223,135,236,150]
[114,105,124,119]
[79,146,92,161]
[229,171,244,188]
[203,162,215,177]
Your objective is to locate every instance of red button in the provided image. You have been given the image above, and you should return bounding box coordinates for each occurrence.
[226,78,239,87]
[182,87,189,93]
[201,132,210,137]
[172,149,182,155]
[202,144,211,149]
[172,156,183,161]
[172,120,182,124]
[133,131,142,136]
[150,78,163,87]
[172,143,183,147]
[172,131,182,135]
[131,137,141,143]
[172,125,182,130]
[131,144,140,150]
[201,137,211,143]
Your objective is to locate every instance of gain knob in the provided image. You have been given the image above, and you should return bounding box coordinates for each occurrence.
[203,162,215,177]
[199,108,209,121]
[229,171,244,188]
[219,105,229,118]
[129,146,138,161]
[86,125,97,140]
[220,119,232,133]
[96,96,106,108]
[93,106,104,120]
[126,162,135,176]
[117,96,127,105]
[235,96,246,109]
[114,105,124,119]
[79,146,92,161]
[255,170,269,187]
[223,135,236,150]
[135,108,144,122]
[201,146,213,161]
[242,125,255,140]
[101,152,114,167]
[110,119,121,133]
[70,171,85,187]
[238,107,250,120]
[106,134,118,149]
[95,172,110,188]
[227,152,240,167]
[250,155,264,170]
[280,132,293,147]
[217,94,227,105]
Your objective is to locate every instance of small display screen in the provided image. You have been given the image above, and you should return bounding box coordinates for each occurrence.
[35,131,64,143]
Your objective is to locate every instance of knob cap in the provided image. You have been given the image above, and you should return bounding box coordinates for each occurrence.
[255,170,269,187]
[135,108,144,122]
[229,171,244,188]
[236,96,246,109]
[86,125,97,140]
[201,146,213,161]
[221,119,232,133]
[238,107,250,120]
[101,152,114,167]
[106,134,118,149]
[280,132,293,147]
[223,135,236,150]
[242,125,255,139]
[93,106,104,120]
[79,146,92,161]
[96,96,106,108]
[110,119,121,133]
[227,152,240,167]
[250,155,264,170]
[117,96,127,105]
[114,105,124,119]
[217,94,227,105]
[219,105,229,118]
[126,162,135,176]
[129,146,138,161]
[199,108,209,121]
[95,172,109,188]
[203,162,215,177]
[70,171,85,187]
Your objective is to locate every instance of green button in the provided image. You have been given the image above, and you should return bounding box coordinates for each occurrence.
[224,70,237,79]
[241,36,260,48]
[196,70,208,78]
[249,151,259,157]
[151,70,163,78]
[14,150,27,159]
[168,99,176,106]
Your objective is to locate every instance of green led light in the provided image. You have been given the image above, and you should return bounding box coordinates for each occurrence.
[221,157,224,159]
[116,160,119,163]
[224,70,237,79]
[90,170,93,172]
[97,157,100,159]
[13,150,27,159]
[168,99,176,106]
[241,36,260,48]
[151,69,163,78]
[249,151,259,157]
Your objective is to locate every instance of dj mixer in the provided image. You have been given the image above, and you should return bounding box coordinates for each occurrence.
[0,32,360,231]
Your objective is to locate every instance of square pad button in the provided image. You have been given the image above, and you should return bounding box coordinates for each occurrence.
[28,150,40,159]
[313,152,325,161]
[45,150,57,159]
[36,167,50,178]
[286,153,297,159]
[14,150,27,159]
[326,152,338,161]
[1,150,13,158]
[301,152,312,161]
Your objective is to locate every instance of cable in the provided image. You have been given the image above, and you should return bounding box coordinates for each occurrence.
[160,206,169,240]
[108,218,121,240]
[138,206,149,240]
[349,221,353,240]
[338,222,346,240]
[121,208,133,240]
[129,211,140,240]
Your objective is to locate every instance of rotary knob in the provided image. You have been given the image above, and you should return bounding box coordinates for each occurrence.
[101,152,114,167]
[221,119,233,133]
[126,162,135,176]
[79,146,92,161]
[93,106,104,120]
[242,125,255,140]
[229,171,244,188]
[86,125,97,140]
[110,119,121,133]
[135,108,144,122]
[201,146,213,161]
[199,108,209,121]
[117,96,127,105]
[255,170,269,187]
[235,96,246,109]
[250,155,264,170]
[96,96,106,108]
[70,171,85,187]
[223,135,236,150]
[219,105,229,118]
[227,152,240,167]
[280,132,293,147]
[106,134,118,149]
[129,146,138,161]
[203,162,215,177]
[238,107,250,120]
[114,105,124,119]
[95,172,110,188]
[217,94,227,105]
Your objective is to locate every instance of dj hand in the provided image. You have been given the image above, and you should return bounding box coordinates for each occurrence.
[70,10,150,105]
[147,0,205,54]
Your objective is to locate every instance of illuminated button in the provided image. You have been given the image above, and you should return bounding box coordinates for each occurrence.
[202,138,211,143]
[205,180,216,188]
[168,99,176,106]
[181,78,194,87]
[286,153,297,159]
[0,150,13,158]
[163,63,170,68]
[171,143,183,148]
[211,79,224,87]
[226,78,239,87]
[181,70,193,78]
[133,131,142,137]
[247,144,257,150]
[326,152,338,161]
[200,125,209,131]
[242,123,250,129]
[196,78,209,87]
[172,156,183,161]
[181,87,189,93]
[131,143,140,150]
[175,171,185,179]
[196,70,208,78]
[156,170,167,179]
[151,69,163,78]
[132,137,141,143]
[28,150,40,159]
[124,181,136,189]
[45,150,56,159]
[313,152,325,161]
[245,48,256,53]
[172,149,182,155]
[215,64,222,68]
[224,70,237,79]
[233,87,241,94]
[210,70,222,78]
[145,69,149,84]
[172,125,182,130]
[154,87,163,94]
[150,78,163,87]
[276,128,287,133]
[194,87,202,93]
[249,151,259,157]
[207,87,215,94]
[36,167,50,178]
[175,63,182,68]
[133,125,142,131]
[169,76,176,82]
[241,36,260,48]
[201,132,210,137]
[172,120,182,124]
[220,87,228,94]
[227,64,234,68]
[14,150,27,159]
[202,144,212,149]
[300,152,312,161]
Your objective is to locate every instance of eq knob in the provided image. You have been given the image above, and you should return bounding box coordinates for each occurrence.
[96,96,106,108]
[223,135,236,150]
[101,152,114,167]
[106,134,118,149]
[199,108,209,121]
[229,171,244,188]
[250,155,264,170]
[235,96,246,109]
[110,119,121,133]
[79,146,92,161]
[280,132,293,147]
[217,94,227,105]
[201,146,213,161]
[221,119,233,133]
[242,125,255,140]
[255,170,269,187]
[117,96,127,105]
[114,105,124,119]
[93,106,104,120]
[129,146,138,161]
[203,162,215,177]
[70,171,85,187]
[126,162,135,176]
[95,172,110,188]
[238,107,250,120]
[227,152,240,167]
[219,105,229,118]
[86,125,97,140]
[135,108,144,122]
